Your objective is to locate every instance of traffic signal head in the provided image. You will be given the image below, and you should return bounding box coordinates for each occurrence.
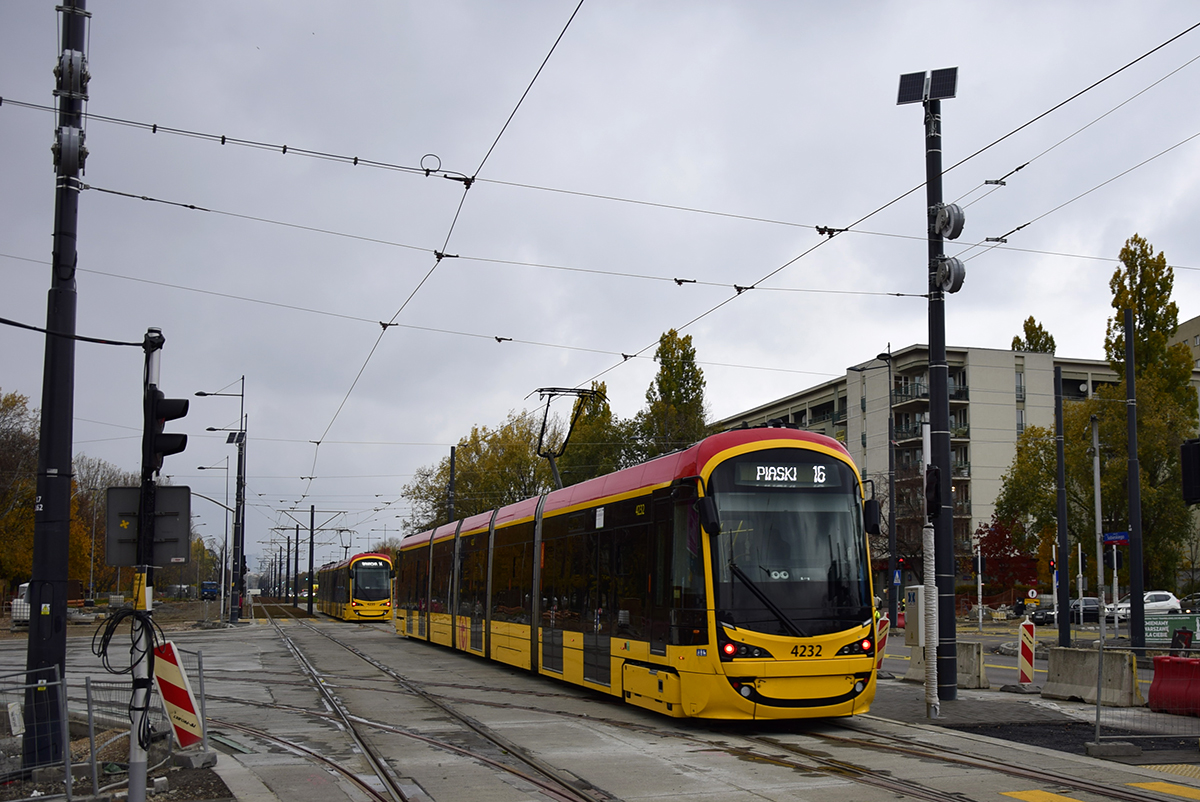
[1049,558,1056,571]
[924,465,941,521]
[148,388,188,471]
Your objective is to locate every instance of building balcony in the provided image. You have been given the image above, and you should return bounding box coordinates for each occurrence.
[949,385,969,402]
[952,462,971,478]
[951,425,970,439]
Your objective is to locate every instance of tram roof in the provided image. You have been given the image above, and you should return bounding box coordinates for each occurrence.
[398,426,849,550]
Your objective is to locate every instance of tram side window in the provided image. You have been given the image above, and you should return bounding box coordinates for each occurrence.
[430,539,454,614]
[458,534,487,620]
[540,520,586,632]
[492,523,534,624]
[612,525,649,640]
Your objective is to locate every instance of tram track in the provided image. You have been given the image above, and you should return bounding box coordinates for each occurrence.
[263,605,617,802]
[254,611,1197,802]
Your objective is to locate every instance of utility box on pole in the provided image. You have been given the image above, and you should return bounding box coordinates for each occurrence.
[904,585,925,647]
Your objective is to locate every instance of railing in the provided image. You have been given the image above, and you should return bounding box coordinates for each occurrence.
[833,409,847,424]
[952,462,971,478]
[1016,386,1026,402]
[950,385,970,401]
[951,425,970,438]
[892,385,929,404]
[894,425,922,441]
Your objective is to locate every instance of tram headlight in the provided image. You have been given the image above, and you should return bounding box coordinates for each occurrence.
[717,629,774,661]
[835,637,875,656]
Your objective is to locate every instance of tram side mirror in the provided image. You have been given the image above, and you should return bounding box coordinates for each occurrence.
[698,496,721,536]
[863,498,881,535]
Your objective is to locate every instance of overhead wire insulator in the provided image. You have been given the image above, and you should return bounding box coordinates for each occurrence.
[53,50,89,100]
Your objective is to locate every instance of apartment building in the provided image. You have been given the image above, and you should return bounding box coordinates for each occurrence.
[716,344,1121,560]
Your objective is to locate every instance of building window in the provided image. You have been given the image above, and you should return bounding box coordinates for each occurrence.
[1015,371,1025,402]
[1016,408,1025,435]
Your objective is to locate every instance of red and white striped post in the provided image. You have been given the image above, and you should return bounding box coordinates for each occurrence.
[875,615,890,672]
[1018,619,1036,686]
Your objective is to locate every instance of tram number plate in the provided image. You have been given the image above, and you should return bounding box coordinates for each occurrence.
[791,644,821,658]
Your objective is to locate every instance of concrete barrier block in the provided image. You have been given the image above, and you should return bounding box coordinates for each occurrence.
[903,642,990,689]
[1042,647,1144,707]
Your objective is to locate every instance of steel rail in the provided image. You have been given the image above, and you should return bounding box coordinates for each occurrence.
[290,617,616,802]
[261,608,412,802]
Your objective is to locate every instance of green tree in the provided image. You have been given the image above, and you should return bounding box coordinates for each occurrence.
[636,329,709,460]
[0,391,38,596]
[556,382,637,486]
[994,235,1198,590]
[1011,316,1056,354]
[1105,234,1183,377]
[401,410,559,533]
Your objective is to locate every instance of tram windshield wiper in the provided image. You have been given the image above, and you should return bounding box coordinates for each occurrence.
[728,561,806,638]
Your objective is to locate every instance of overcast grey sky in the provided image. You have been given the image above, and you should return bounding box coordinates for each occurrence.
[4,2,1200,570]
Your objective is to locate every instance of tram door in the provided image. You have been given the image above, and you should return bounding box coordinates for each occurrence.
[583,529,612,686]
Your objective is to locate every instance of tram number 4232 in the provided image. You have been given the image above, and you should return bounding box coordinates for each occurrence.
[791,644,822,658]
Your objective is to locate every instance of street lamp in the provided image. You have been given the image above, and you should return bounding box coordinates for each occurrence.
[198,457,230,623]
[196,376,246,624]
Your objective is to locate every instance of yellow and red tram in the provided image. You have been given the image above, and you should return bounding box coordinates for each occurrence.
[394,425,880,720]
[316,552,394,621]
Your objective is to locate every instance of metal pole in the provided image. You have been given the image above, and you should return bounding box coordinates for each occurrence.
[924,96,956,701]
[1055,367,1071,647]
[294,524,300,607]
[307,505,315,615]
[25,0,87,768]
[129,328,165,802]
[447,446,456,524]
[1092,414,1106,744]
[220,457,228,624]
[231,416,246,623]
[885,348,898,626]
[1125,309,1145,650]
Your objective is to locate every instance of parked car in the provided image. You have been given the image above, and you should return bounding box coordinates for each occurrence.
[1070,597,1103,623]
[1106,590,1181,621]
[1030,601,1056,626]
[1180,592,1200,614]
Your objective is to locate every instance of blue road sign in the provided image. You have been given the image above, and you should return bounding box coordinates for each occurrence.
[1103,531,1129,545]
[893,570,901,585]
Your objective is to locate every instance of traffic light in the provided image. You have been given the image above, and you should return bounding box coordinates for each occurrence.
[147,388,188,472]
[972,554,985,575]
[924,465,941,521]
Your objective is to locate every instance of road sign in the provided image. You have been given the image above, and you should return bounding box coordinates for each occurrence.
[152,640,203,749]
[1103,531,1130,545]
[1018,620,1036,685]
[1027,589,1038,599]
[106,486,192,566]
[893,570,901,585]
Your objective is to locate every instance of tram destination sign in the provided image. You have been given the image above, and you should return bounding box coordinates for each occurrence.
[736,462,841,488]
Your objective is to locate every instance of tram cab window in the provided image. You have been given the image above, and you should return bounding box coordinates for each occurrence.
[707,450,871,637]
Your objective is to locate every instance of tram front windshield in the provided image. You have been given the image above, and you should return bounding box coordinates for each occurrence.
[352,559,391,602]
[708,450,871,637]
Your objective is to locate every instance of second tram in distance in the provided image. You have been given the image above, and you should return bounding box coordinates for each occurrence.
[394,425,880,720]
[316,552,394,621]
